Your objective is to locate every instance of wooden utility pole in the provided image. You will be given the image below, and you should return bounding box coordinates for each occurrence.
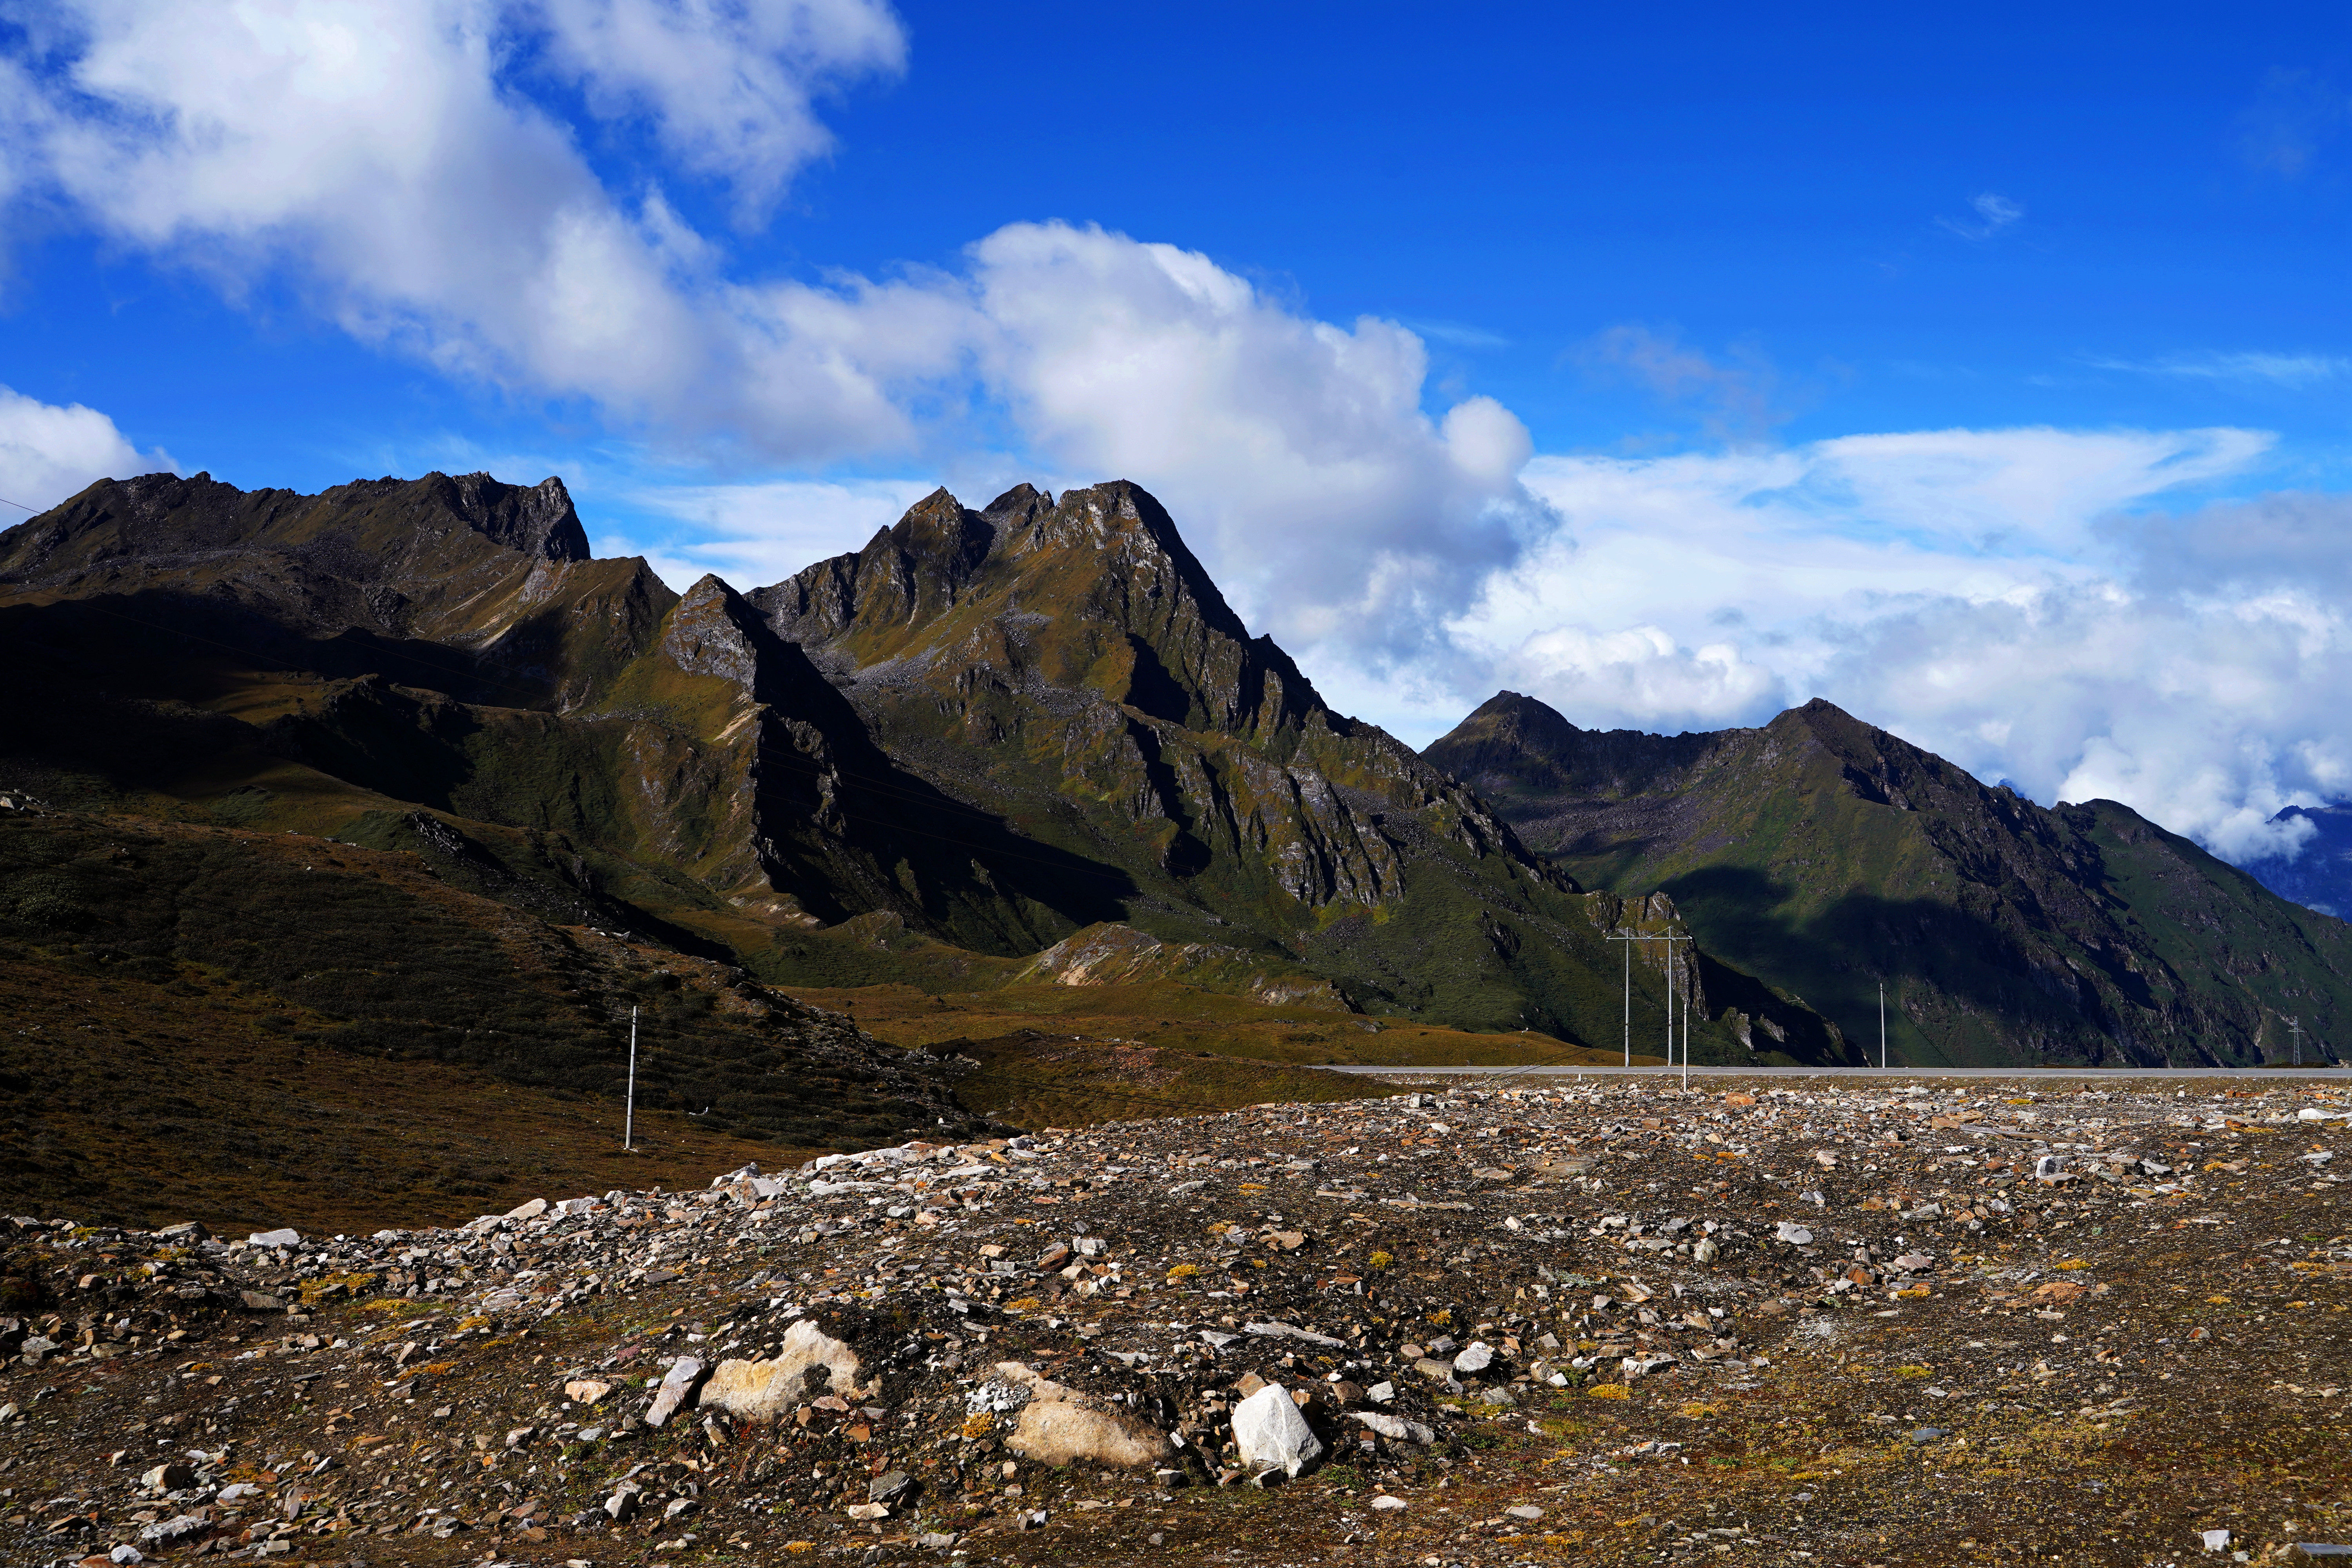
[625,1005,639,1151]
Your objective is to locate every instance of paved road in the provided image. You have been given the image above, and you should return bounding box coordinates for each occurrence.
[1323,1063,2351,1081]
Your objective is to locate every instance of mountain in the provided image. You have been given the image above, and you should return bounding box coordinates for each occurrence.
[0,470,1845,1068]
[2243,804,2352,919]
[1424,691,2352,1067]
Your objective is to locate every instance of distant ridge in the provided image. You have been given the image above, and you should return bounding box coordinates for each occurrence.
[1425,690,2352,1067]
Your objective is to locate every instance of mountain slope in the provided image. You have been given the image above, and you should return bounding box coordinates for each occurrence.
[1425,691,2352,1066]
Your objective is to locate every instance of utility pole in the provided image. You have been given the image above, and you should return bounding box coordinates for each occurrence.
[1879,980,1887,1071]
[1605,927,1637,1067]
[1659,925,1692,1076]
[624,1005,638,1152]
[2290,1016,2302,1067]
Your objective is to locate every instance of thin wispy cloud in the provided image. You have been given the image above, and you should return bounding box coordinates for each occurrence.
[2235,67,2352,178]
[1579,325,1795,443]
[1937,191,2024,241]
[2082,351,2352,388]
[1405,319,1513,351]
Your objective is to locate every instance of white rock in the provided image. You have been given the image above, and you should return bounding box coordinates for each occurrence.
[2200,1527,2231,1551]
[1370,1495,1407,1512]
[246,1228,299,1249]
[644,1355,707,1428]
[1451,1341,1493,1374]
[1506,1504,1545,1521]
[1774,1221,1814,1246]
[1232,1381,1323,1478]
[1365,1381,1395,1404]
[502,1198,548,1221]
[1351,1410,1435,1445]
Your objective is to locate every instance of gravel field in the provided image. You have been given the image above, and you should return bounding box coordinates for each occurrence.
[3,1076,2348,1567]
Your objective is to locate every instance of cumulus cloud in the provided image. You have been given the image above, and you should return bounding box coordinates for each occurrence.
[1427,426,2350,862]
[0,384,176,512]
[964,222,1541,665]
[529,0,904,225]
[7,0,925,457]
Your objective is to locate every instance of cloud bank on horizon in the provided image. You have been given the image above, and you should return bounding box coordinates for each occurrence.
[0,1,2344,867]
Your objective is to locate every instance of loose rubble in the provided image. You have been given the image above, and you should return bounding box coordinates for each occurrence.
[1,1077,2349,1565]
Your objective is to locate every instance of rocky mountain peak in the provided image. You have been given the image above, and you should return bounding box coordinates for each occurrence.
[427,470,592,563]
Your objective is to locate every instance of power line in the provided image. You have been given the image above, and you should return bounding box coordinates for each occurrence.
[0,496,36,512]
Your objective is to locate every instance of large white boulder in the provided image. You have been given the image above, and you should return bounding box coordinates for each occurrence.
[1232,1382,1323,1479]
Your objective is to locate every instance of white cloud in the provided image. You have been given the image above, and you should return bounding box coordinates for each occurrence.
[963,221,1540,666]
[618,473,938,588]
[9,0,926,459]
[530,0,904,225]
[1937,191,2023,241]
[0,384,175,512]
[1418,426,2352,863]
[2081,351,2352,387]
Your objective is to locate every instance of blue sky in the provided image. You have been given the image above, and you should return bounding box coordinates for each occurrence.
[3,1,2350,862]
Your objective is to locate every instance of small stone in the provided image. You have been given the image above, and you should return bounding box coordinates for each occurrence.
[1892,1253,1935,1273]
[1693,1237,1719,1263]
[604,1488,640,1523]
[869,1470,915,1505]
[1033,1243,1071,1272]
[1909,1426,1947,1445]
[1366,1381,1396,1403]
[503,1197,548,1221]
[564,1378,613,1405]
[245,1228,299,1249]
[2202,1528,2232,1552]
[110,1547,146,1565]
[238,1291,285,1313]
[1506,1504,1545,1521]
[1774,1221,1814,1246]
[917,1532,958,1549]
[1370,1495,1408,1512]
[1452,1341,1494,1374]
[141,1461,195,1492]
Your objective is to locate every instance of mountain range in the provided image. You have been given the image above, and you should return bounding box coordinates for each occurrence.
[0,470,1844,1099]
[4,467,2343,1087]
[1424,691,2352,1067]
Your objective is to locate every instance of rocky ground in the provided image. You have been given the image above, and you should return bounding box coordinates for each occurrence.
[3,1077,2349,1567]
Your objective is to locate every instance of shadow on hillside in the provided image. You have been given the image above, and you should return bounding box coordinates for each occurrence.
[1658,864,2174,1067]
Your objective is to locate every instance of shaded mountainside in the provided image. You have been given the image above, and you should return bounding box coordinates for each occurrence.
[1425,691,2352,1067]
[0,809,985,1217]
[0,469,1842,1063]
